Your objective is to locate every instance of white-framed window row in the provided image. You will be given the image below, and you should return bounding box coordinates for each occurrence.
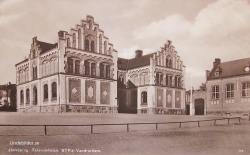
[225,83,234,103]
[211,85,219,104]
[241,81,250,103]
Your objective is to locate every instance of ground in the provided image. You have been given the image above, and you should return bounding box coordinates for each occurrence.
[0,113,249,155]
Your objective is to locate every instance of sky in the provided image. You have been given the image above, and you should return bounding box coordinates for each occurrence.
[0,0,250,90]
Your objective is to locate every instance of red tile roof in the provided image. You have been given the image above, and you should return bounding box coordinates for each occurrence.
[208,57,250,80]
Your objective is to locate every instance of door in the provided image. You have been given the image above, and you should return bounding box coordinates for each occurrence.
[195,98,204,115]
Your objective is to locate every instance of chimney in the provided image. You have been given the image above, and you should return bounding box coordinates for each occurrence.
[213,58,221,68]
[135,50,143,58]
[58,31,65,39]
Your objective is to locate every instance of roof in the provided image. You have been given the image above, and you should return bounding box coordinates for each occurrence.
[208,57,250,80]
[38,41,57,54]
[118,53,155,70]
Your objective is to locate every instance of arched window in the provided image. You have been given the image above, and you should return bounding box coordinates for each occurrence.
[44,84,48,100]
[85,39,89,51]
[78,29,82,49]
[108,47,111,55]
[72,33,76,48]
[85,61,90,75]
[106,65,110,78]
[68,58,73,73]
[100,63,104,77]
[169,59,172,68]
[99,35,102,53]
[104,41,107,54]
[52,82,57,99]
[166,58,169,67]
[141,91,147,105]
[67,38,70,47]
[20,90,24,105]
[26,89,30,105]
[91,63,96,76]
[33,86,37,105]
[75,60,80,74]
[91,41,94,52]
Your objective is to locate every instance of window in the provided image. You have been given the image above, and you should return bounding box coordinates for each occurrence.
[212,85,219,100]
[44,84,48,100]
[20,90,24,105]
[166,58,169,67]
[91,63,96,76]
[85,61,90,75]
[106,65,110,78]
[78,29,82,49]
[242,81,250,97]
[33,66,37,79]
[226,84,234,99]
[33,86,37,105]
[67,38,70,47]
[156,73,163,85]
[91,41,94,52]
[169,75,172,86]
[75,60,80,74]
[175,76,178,87]
[99,35,102,53]
[141,91,147,105]
[68,58,73,73]
[166,75,169,86]
[169,59,172,68]
[72,33,76,48]
[85,39,89,51]
[26,89,30,104]
[52,82,57,99]
[104,41,107,54]
[100,63,104,77]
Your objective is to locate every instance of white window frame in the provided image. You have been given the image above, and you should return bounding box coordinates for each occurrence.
[242,81,250,97]
[212,85,219,100]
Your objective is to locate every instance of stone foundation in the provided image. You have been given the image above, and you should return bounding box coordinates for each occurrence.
[18,105,118,113]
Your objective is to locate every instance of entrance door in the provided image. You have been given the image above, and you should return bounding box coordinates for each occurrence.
[195,98,204,115]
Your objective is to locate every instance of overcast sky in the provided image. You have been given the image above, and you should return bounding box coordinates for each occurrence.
[0,0,250,90]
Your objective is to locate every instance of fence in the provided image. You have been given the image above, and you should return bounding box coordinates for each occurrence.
[0,117,241,136]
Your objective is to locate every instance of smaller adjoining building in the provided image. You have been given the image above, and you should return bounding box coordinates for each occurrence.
[206,58,250,115]
[0,83,16,111]
[187,58,250,115]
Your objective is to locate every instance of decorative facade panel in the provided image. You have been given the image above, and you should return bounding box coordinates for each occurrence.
[175,91,181,108]
[157,88,163,107]
[69,78,81,103]
[85,80,96,104]
[166,90,172,107]
[101,82,110,104]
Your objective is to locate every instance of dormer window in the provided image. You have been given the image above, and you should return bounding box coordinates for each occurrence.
[215,72,220,77]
